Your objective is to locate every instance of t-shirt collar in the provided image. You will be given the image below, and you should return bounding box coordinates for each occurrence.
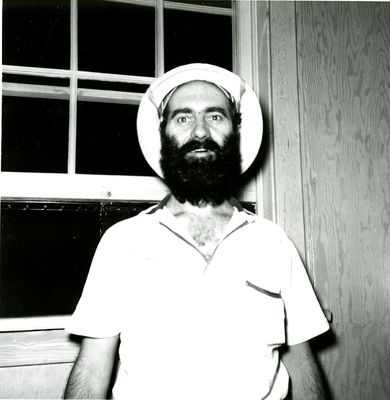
[145,195,257,226]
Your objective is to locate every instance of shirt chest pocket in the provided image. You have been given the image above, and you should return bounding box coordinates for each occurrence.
[241,280,286,347]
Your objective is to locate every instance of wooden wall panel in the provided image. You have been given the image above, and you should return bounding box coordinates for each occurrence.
[318,323,390,400]
[0,330,78,398]
[0,363,73,399]
[0,330,79,367]
[296,2,390,399]
[297,0,390,326]
[269,2,307,265]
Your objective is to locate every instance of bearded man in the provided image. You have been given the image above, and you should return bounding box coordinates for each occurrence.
[64,64,330,400]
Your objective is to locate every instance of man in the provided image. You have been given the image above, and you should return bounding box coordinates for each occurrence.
[64,64,329,399]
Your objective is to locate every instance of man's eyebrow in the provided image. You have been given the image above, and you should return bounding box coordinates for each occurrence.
[205,106,230,117]
[168,106,231,120]
[168,108,192,119]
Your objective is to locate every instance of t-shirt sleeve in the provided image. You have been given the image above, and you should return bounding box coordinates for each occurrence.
[66,226,124,338]
[281,238,329,346]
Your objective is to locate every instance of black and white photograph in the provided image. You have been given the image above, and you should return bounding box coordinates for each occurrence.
[0,1,389,399]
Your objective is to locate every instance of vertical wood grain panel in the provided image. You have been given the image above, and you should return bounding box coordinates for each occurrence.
[318,323,390,400]
[297,0,390,327]
[269,2,308,266]
[296,2,390,399]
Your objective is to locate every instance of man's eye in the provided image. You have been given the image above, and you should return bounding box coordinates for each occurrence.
[177,116,190,123]
[209,114,223,121]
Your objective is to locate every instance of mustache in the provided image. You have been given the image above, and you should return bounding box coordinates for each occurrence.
[178,139,222,156]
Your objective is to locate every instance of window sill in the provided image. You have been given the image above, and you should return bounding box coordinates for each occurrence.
[0,171,257,203]
[0,327,79,368]
[0,315,71,332]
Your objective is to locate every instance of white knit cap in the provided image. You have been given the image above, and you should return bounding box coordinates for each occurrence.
[136,63,263,177]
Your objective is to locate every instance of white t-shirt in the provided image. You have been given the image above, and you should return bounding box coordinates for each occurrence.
[67,200,329,399]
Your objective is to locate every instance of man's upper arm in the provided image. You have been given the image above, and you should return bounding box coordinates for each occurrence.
[281,341,327,400]
[64,335,120,399]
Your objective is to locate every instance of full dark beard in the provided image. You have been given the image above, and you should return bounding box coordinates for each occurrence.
[160,132,242,206]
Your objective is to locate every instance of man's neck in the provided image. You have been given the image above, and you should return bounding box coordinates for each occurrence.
[166,196,234,218]
[165,196,235,256]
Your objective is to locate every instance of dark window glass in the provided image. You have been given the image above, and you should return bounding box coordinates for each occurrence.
[169,0,232,8]
[0,201,156,317]
[0,203,100,317]
[1,97,69,173]
[164,9,232,71]
[76,101,155,176]
[242,202,256,214]
[3,74,70,87]
[101,202,158,232]
[78,80,149,93]
[78,1,155,76]
[2,0,70,69]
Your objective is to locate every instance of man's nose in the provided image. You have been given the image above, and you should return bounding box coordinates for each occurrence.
[191,117,210,140]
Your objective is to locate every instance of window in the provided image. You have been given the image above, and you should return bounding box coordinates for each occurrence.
[0,200,156,317]
[2,0,235,182]
[2,96,69,173]
[0,0,260,328]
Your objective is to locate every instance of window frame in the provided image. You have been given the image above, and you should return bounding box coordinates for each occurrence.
[0,0,264,331]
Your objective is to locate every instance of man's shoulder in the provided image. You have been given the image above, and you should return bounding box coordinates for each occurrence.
[240,210,290,242]
[105,204,162,235]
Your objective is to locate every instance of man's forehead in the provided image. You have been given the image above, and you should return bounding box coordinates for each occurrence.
[173,80,230,98]
[163,80,232,113]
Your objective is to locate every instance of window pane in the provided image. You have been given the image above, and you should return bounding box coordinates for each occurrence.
[76,101,156,176]
[164,9,232,71]
[2,74,70,87]
[0,201,156,317]
[101,202,158,232]
[2,0,70,69]
[168,0,232,8]
[78,1,155,76]
[0,202,100,317]
[1,97,69,173]
[78,80,149,93]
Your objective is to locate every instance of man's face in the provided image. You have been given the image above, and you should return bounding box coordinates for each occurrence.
[159,81,242,206]
[163,81,235,158]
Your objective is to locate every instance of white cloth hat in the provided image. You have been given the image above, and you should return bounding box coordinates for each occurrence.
[136,63,263,177]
